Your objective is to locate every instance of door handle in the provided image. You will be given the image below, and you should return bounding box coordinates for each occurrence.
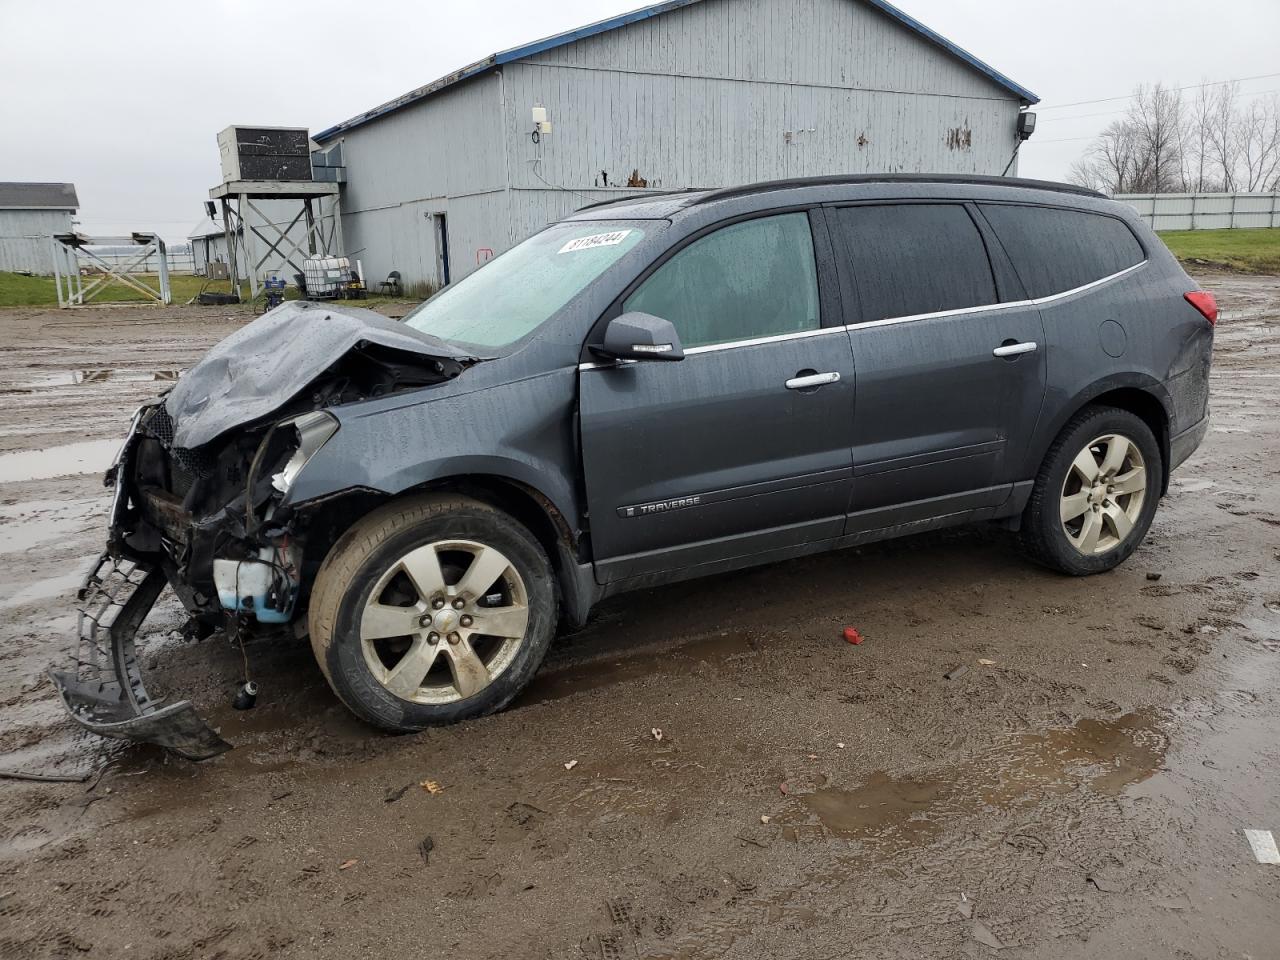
[785,371,841,390]
[993,341,1038,358]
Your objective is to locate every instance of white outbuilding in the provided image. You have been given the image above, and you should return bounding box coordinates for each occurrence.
[0,182,79,275]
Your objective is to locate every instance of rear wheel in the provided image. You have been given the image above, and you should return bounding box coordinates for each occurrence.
[1020,406,1161,575]
[308,494,557,730]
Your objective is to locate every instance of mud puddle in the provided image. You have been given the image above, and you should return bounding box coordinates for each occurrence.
[793,712,1165,842]
[0,438,119,483]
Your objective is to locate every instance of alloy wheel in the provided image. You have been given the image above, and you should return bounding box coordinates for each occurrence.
[1059,433,1147,555]
[358,539,529,704]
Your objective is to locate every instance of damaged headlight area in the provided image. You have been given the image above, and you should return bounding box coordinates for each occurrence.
[271,411,339,497]
[212,411,337,625]
[131,406,342,625]
[51,407,340,760]
[50,301,471,760]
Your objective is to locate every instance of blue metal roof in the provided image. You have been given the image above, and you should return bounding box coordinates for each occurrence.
[314,0,1037,142]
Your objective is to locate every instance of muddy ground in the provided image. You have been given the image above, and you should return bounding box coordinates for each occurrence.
[0,277,1278,960]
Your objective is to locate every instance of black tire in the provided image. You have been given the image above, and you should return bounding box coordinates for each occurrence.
[1019,405,1162,576]
[308,493,557,731]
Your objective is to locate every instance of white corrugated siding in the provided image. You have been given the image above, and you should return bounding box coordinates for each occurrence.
[504,63,1016,190]
[0,209,74,275]
[528,0,1010,99]
[331,0,1022,286]
[336,72,509,289]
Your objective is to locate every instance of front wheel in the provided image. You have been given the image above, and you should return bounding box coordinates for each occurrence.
[1019,406,1162,575]
[308,494,557,731]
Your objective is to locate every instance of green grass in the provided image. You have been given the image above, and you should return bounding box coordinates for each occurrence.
[0,271,225,307]
[0,271,420,309]
[0,271,57,307]
[1157,227,1280,274]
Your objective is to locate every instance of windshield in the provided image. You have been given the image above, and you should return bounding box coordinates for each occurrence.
[401,220,648,350]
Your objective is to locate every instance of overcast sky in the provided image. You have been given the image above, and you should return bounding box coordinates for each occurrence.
[3,0,1277,241]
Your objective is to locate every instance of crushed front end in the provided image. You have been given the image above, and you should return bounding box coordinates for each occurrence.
[50,401,323,760]
[49,301,471,760]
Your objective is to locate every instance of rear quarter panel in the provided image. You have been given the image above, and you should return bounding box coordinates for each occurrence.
[1025,224,1211,478]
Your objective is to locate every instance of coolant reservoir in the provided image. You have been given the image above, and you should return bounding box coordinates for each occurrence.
[213,548,297,624]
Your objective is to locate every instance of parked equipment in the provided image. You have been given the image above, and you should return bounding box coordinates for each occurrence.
[303,256,352,299]
[262,274,287,312]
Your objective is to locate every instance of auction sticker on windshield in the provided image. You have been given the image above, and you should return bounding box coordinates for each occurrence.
[559,230,633,254]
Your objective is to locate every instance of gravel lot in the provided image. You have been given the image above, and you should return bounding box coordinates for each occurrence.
[1,274,1278,959]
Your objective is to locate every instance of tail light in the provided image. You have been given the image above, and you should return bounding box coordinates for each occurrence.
[1184,290,1218,325]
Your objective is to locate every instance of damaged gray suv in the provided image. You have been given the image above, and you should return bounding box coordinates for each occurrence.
[53,175,1215,759]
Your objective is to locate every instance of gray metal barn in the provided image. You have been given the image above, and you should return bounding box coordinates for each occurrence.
[0,182,79,275]
[314,0,1037,289]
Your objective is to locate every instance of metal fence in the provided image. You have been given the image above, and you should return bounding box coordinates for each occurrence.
[1113,192,1280,232]
[76,248,195,274]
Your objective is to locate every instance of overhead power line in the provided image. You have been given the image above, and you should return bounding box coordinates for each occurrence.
[1037,71,1280,111]
[1043,87,1280,124]
[1030,136,1103,145]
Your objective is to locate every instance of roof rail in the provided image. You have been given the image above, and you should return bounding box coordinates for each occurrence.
[690,174,1104,205]
[573,187,707,213]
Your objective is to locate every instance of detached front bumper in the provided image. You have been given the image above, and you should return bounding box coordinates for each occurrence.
[51,404,228,760]
[49,554,231,762]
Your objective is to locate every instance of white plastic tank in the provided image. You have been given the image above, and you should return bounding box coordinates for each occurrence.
[303,256,351,298]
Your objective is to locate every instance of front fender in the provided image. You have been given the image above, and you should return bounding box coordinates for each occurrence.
[284,367,581,529]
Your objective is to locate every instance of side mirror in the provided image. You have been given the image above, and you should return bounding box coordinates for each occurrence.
[594,311,685,362]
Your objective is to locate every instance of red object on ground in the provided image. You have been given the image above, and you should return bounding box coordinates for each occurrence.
[843,627,863,645]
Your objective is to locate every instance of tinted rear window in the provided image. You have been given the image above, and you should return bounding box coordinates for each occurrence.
[979,204,1145,299]
[831,204,998,323]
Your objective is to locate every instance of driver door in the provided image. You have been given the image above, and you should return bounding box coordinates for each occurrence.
[579,211,855,585]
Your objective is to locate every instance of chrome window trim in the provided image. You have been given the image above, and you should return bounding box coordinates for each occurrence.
[1029,259,1146,305]
[577,260,1147,369]
[578,325,837,369]
[848,260,1147,332]
[683,323,837,355]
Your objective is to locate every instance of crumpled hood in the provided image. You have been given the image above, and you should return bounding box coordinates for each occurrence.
[165,301,469,449]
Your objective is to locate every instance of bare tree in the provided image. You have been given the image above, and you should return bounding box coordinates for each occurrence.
[1067,83,1186,193]
[1069,121,1135,193]
[1070,80,1280,194]
[1186,80,1216,192]
[1130,83,1188,192]
[1205,82,1241,191]
[1239,94,1280,191]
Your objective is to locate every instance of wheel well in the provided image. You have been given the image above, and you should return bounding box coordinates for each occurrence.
[1084,388,1171,492]
[294,476,584,622]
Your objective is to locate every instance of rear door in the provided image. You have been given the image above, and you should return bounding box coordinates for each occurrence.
[828,201,1047,529]
[579,210,855,584]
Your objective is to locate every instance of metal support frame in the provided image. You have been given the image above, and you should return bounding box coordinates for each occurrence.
[208,180,343,299]
[50,232,171,308]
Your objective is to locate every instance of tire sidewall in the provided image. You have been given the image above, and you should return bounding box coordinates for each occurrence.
[1036,409,1161,575]
[323,507,556,730]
